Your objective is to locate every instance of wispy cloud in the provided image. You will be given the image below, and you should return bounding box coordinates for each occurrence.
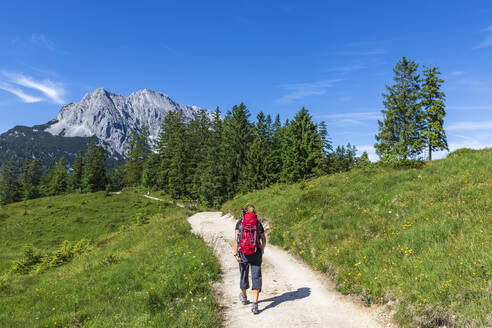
[481,26,492,32]
[0,82,44,103]
[449,71,465,76]
[30,33,55,50]
[447,121,492,131]
[276,79,342,104]
[0,71,66,104]
[327,64,366,72]
[318,111,381,126]
[475,26,492,49]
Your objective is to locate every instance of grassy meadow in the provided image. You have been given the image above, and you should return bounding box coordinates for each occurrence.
[223,149,492,327]
[0,190,221,327]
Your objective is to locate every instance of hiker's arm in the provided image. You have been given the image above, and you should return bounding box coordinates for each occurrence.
[261,233,266,254]
[234,229,239,255]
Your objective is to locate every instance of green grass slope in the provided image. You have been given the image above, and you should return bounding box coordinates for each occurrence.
[223,149,492,327]
[0,190,221,327]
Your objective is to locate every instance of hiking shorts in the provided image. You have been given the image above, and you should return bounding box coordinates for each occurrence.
[239,250,262,291]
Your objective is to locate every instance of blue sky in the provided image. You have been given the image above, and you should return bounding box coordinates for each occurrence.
[1,1,492,160]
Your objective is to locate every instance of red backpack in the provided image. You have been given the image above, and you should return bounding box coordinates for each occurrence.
[238,213,260,255]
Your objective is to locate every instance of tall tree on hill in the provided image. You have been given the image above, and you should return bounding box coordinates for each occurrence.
[82,141,107,192]
[240,111,271,192]
[156,110,188,198]
[281,107,324,182]
[0,161,20,205]
[421,66,448,161]
[220,103,252,198]
[317,121,333,173]
[124,127,149,186]
[375,57,425,160]
[198,107,226,206]
[21,159,42,200]
[69,151,84,192]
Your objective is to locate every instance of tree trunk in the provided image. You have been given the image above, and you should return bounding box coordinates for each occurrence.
[428,144,432,161]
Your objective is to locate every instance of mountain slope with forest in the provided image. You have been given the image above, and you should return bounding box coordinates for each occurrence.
[223,148,492,327]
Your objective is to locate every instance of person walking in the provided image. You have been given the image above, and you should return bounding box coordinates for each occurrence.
[233,204,266,314]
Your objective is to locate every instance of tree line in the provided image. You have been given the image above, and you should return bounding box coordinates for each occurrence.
[117,105,368,207]
[0,141,107,205]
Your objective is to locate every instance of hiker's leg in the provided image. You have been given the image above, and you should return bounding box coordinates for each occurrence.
[252,288,260,303]
[239,260,250,290]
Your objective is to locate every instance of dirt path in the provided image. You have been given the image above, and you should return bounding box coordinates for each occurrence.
[143,194,185,208]
[188,212,390,328]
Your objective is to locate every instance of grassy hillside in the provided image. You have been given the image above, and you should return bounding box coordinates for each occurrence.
[0,190,221,327]
[223,149,491,327]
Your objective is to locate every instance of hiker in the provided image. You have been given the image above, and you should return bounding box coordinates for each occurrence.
[234,204,266,315]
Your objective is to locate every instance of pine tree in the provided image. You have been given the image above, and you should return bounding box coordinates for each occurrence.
[82,141,107,192]
[49,157,68,195]
[142,152,160,189]
[0,161,20,205]
[220,103,252,198]
[198,107,226,206]
[269,114,285,183]
[421,66,448,161]
[317,121,333,174]
[124,127,149,186]
[156,110,188,198]
[187,109,212,199]
[375,57,425,160]
[281,107,323,182]
[69,151,84,192]
[21,159,41,200]
[240,112,271,192]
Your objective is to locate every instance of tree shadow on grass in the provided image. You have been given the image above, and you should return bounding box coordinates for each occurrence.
[258,287,311,312]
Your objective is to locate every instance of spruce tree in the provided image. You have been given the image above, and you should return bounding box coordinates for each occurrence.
[197,107,225,206]
[421,66,448,160]
[69,151,84,192]
[156,110,188,198]
[124,127,149,186]
[280,107,323,182]
[142,152,160,189]
[50,157,68,195]
[269,114,285,183]
[82,141,107,192]
[240,111,271,192]
[220,103,252,198]
[375,57,425,160]
[21,159,41,200]
[0,161,20,205]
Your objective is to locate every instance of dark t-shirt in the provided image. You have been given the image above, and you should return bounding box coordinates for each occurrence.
[235,219,265,234]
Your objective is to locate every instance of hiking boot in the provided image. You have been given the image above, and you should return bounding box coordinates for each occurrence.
[239,293,248,305]
[251,302,259,314]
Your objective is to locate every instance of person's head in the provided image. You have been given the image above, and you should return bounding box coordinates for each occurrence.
[245,204,256,214]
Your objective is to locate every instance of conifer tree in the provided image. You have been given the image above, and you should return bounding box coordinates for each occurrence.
[240,111,271,192]
[50,157,68,195]
[142,152,160,188]
[69,151,84,192]
[281,107,323,182]
[375,57,425,160]
[187,109,212,199]
[220,103,252,198]
[124,127,149,186]
[197,107,226,206]
[0,161,20,205]
[82,141,107,192]
[21,159,41,200]
[156,110,188,198]
[421,66,448,160]
[269,114,285,183]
